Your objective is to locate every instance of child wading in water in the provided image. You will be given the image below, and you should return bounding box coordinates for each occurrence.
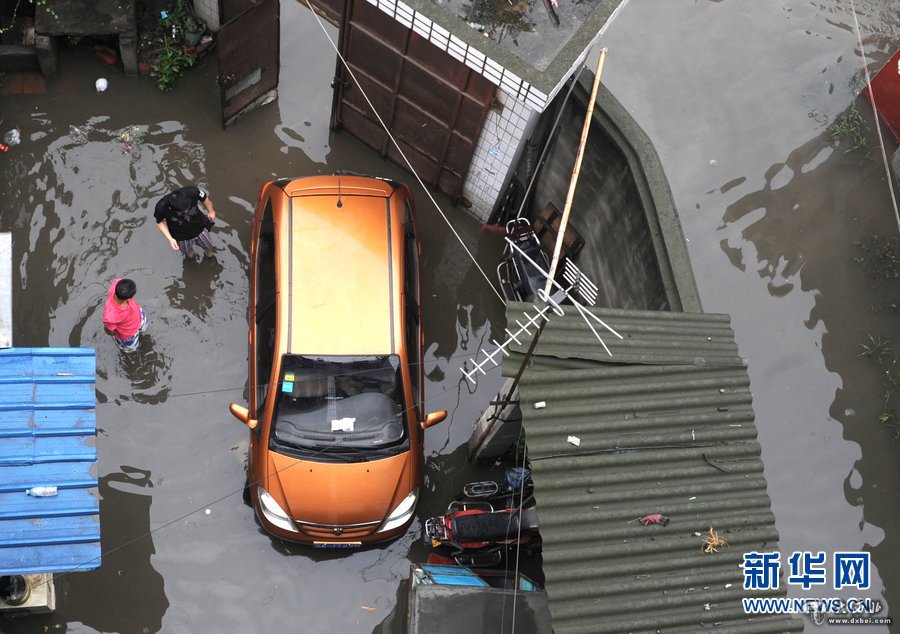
[102,278,146,352]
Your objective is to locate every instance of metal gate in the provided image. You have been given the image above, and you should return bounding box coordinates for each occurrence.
[333,0,495,198]
[218,0,280,128]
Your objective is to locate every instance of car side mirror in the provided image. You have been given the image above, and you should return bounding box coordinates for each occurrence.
[230,403,258,430]
[420,410,447,430]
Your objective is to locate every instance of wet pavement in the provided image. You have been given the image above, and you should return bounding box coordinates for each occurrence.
[1,0,899,632]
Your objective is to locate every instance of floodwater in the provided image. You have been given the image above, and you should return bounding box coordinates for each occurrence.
[597,1,900,632]
[0,1,897,633]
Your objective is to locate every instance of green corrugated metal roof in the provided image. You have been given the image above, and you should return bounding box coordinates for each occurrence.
[502,303,803,633]
[503,302,745,370]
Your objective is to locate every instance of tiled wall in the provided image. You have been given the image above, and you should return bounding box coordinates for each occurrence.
[463,90,539,221]
[367,0,550,112]
[193,0,220,30]
[197,0,557,221]
[364,0,549,221]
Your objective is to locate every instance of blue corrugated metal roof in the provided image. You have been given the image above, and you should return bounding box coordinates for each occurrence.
[0,348,100,575]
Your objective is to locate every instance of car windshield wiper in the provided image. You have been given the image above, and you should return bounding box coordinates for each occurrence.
[272,438,370,462]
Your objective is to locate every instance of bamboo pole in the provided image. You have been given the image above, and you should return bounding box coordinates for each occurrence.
[490,49,611,424]
[543,48,608,295]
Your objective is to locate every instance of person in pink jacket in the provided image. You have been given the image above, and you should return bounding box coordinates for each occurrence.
[102,278,146,352]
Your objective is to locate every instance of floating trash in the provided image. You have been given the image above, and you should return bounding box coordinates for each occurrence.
[26,486,58,497]
[4,128,20,146]
[118,125,144,157]
[95,77,108,93]
[69,125,87,144]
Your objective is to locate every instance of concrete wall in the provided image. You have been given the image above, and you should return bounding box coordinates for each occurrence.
[511,74,701,312]
[530,95,669,311]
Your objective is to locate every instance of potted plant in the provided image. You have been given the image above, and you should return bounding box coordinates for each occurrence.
[153,35,194,91]
[182,14,205,46]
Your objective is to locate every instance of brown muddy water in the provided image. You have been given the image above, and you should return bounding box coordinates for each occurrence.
[1,0,899,633]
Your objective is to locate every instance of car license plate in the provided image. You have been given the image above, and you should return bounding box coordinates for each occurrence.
[313,541,362,549]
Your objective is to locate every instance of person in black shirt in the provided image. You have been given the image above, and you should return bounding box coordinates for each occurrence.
[153,186,217,258]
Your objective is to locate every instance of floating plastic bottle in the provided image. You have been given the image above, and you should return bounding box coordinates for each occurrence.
[26,486,58,497]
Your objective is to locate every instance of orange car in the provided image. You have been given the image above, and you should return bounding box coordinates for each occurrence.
[230,174,446,546]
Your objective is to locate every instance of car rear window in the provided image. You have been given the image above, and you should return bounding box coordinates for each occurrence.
[270,355,408,455]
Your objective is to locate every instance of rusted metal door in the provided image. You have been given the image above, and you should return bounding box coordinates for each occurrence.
[333,0,495,199]
[302,0,342,26]
[218,0,280,128]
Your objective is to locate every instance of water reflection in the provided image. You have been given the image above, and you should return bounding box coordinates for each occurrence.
[118,333,172,405]
[716,108,897,618]
[2,468,168,634]
[163,257,225,320]
[71,468,167,634]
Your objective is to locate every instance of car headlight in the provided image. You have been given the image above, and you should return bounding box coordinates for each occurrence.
[257,486,299,533]
[377,489,418,533]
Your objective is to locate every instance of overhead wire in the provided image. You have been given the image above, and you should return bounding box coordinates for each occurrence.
[21,0,596,611]
[96,343,506,404]
[849,0,900,235]
[515,66,587,219]
[302,0,506,303]
[24,355,493,595]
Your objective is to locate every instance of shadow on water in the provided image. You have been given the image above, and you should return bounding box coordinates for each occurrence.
[119,333,172,404]
[164,255,225,320]
[716,107,900,613]
[3,469,168,634]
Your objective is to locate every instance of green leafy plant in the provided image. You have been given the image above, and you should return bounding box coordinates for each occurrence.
[858,334,892,361]
[171,0,203,38]
[153,37,194,92]
[860,335,900,438]
[0,0,57,35]
[830,104,870,154]
[183,13,204,34]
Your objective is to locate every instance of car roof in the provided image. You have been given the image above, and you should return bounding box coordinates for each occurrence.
[274,175,402,356]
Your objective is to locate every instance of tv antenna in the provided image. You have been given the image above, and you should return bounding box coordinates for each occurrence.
[460,242,622,384]
[461,48,618,386]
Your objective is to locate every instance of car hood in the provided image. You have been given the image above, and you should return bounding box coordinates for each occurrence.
[266,450,412,526]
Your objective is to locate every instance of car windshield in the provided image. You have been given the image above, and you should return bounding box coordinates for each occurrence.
[271,355,408,455]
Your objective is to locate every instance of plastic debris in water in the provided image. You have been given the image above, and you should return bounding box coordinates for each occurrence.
[638,513,670,526]
[567,435,581,446]
[95,78,108,93]
[4,128,20,146]
[118,125,144,157]
[26,486,58,497]
[69,125,86,144]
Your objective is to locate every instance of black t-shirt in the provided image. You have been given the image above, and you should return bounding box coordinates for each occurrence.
[154,186,210,241]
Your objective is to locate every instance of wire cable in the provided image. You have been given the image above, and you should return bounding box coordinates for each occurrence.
[849,0,900,235]
[24,359,495,594]
[303,0,505,302]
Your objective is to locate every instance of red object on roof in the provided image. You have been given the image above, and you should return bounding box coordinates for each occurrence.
[865,48,900,143]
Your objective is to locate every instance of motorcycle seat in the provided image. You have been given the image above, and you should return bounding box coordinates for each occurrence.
[452,511,519,542]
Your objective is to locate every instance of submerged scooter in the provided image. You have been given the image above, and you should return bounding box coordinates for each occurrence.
[424,468,541,567]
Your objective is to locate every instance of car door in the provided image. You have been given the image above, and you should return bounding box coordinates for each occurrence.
[250,198,278,465]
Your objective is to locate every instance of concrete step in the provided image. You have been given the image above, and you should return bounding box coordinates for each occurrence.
[0,45,39,73]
